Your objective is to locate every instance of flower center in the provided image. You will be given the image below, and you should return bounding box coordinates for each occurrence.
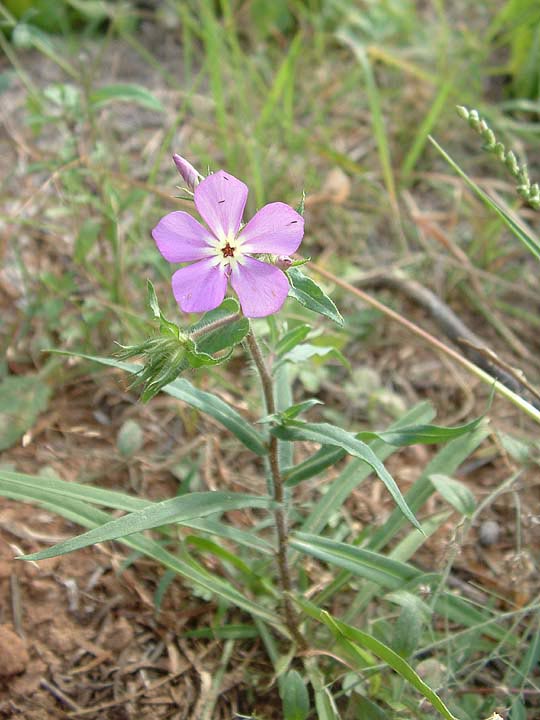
[221,242,235,258]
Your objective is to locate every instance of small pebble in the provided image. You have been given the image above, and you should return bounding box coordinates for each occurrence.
[478,519,500,547]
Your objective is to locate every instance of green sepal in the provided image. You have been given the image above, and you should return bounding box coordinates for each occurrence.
[186,344,234,369]
[290,256,310,267]
[147,280,186,340]
[287,267,343,326]
[295,190,306,217]
[118,286,239,401]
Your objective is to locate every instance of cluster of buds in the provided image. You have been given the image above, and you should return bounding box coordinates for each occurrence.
[116,282,237,401]
[456,106,540,210]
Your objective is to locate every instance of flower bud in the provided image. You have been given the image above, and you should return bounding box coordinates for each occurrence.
[172,154,203,191]
[275,255,293,270]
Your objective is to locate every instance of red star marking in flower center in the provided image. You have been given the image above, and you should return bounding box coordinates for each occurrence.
[222,243,235,258]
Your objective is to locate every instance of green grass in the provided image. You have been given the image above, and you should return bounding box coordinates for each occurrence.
[1,1,540,718]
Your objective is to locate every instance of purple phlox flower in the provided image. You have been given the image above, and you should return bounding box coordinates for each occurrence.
[172,154,203,191]
[152,170,304,318]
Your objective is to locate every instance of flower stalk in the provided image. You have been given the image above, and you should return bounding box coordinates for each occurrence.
[189,311,242,340]
[245,328,306,649]
[456,105,540,210]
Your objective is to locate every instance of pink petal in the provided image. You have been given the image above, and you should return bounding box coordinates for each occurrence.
[238,202,304,255]
[171,258,228,313]
[230,257,289,318]
[152,211,215,262]
[194,170,248,240]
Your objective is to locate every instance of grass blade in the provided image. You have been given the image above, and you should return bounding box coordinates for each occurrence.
[400,76,454,183]
[429,135,540,261]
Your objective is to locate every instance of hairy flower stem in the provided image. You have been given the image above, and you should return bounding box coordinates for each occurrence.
[190,312,242,340]
[245,328,306,650]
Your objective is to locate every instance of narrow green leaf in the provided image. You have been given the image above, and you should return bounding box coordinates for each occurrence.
[430,473,476,517]
[355,416,484,446]
[293,532,509,643]
[186,346,232,369]
[287,268,343,326]
[281,399,324,421]
[304,658,340,720]
[298,403,435,528]
[186,535,255,579]
[2,489,283,630]
[90,83,165,112]
[0,470,272,554]
[275,324,311,356]
[189,298,241,328]
[509,697,527,720]
[401,76,454,182]
[291,533,419,588]
[256,33,303,130]
[51,353,268,456]
[338,30,400,231]
[196,318,249,356]
[21,492,276,561]
[389,591,430,658]
[273,421,421,530]
[296,598,460,720]
[147,279,161,318]
[285,445,347,487]
[351,696,387,720]
[153,374,267,455]
[367,423,490,552]
[66,0,110,20]
[154,568,177,612]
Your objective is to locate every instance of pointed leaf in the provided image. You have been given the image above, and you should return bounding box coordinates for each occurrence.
[272,421,421,530]
[0,470,272,554]
[21,492,276,561]
[292,532,510,643]
[276,324,311,356]
[296,598,460,720]
[0,485,282,629]
[287,267,343,326]
[190,298,249,355]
